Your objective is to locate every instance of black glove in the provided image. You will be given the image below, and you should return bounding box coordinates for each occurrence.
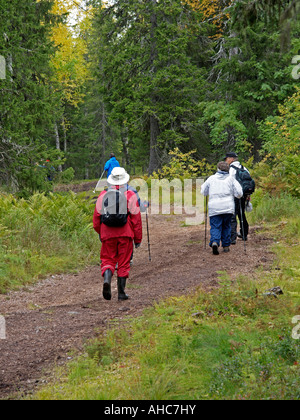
[135,243,141,249]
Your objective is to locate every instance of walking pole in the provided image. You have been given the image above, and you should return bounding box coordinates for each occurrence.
[239,198,247,254]
[204,195,208,249]
[146,207,152,262]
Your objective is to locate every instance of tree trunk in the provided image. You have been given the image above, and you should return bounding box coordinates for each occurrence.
[3,34,12,81]
[148,114,160,174]
[62,117,67,154]
[121,128,130,168]
[101,102,106,169]
[54,122,62,172]
[148,0,160,174]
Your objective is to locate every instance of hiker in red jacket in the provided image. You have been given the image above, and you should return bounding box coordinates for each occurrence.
[93,167,143,301]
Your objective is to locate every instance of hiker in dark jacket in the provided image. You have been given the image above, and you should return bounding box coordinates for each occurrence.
[104,153,120,178]
[225,152,251,244]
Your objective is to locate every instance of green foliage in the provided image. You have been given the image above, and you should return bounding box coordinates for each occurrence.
[249,191,300,224]
[151,148,215,180]
[0,192,99,293]
[198,101,249,152]
[0,0,62,192]
[71,0,299,173]
[87,0,208,173]
[259,87,300,157]
[206,8,299,158]
[15,147,65,199]
[55,167,75,184]
[251,155,300,198]
[1,0,300,180]
[34,242,300,400]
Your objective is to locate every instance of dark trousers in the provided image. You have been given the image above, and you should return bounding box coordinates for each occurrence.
[231,197,249,241]
[210,214,232,248]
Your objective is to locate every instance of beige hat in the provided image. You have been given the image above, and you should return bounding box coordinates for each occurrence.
[108,167,130,186]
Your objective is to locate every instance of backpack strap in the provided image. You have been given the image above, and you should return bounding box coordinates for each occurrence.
[230,164,244,171]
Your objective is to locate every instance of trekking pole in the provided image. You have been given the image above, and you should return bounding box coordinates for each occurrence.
[204,195,208,249]
[146,207,152,262]
[239,198,247,254]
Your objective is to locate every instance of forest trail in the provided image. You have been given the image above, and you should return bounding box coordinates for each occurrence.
[0,212,274,399]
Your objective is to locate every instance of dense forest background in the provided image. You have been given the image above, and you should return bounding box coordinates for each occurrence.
[0,0,299,196]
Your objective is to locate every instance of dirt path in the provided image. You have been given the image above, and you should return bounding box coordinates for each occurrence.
[0,213,274,399]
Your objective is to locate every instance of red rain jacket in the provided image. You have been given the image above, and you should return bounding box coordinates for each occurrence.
[93,187,143,244]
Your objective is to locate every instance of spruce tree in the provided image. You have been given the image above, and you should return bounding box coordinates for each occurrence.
[0,0,61,193]
[89,0,207,173]
[199,0,300,158]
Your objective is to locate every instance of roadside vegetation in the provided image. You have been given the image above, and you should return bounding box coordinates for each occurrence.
[0,192,99,293]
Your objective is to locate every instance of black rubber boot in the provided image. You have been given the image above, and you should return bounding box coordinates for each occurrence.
[103,269,112,301]
[117,277,129,301]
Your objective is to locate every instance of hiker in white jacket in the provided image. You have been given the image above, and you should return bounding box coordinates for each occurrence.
[201,162,243,255]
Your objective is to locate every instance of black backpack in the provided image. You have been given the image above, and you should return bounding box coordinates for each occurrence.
[101,188,128,227]
[232,165,256,196]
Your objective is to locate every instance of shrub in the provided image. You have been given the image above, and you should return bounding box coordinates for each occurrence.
[0,192,99,292]
[151,148,215,180]
[251,155,300,198]
[55,167,75,184]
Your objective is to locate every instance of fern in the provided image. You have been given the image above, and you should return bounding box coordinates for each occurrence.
[0,193,99,293]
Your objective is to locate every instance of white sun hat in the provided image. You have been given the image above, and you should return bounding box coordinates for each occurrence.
[108,167,130,186]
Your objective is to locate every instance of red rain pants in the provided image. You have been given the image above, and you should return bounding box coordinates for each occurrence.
[100,237,133,279]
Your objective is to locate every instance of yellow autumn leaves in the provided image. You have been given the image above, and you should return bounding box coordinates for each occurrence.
[184,0,236,38]
[50,0,93,107]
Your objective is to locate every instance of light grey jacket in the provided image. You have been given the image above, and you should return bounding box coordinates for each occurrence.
[201,170,243,217]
